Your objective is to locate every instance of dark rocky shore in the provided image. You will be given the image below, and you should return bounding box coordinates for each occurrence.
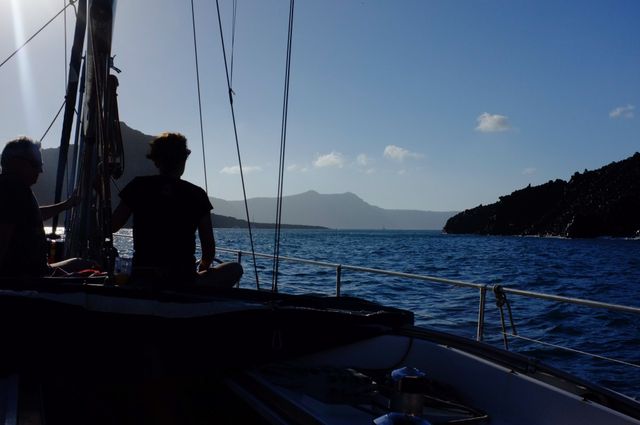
[444,153,640,238]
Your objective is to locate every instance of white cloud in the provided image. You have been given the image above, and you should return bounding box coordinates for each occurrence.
[475,112,511,132]
[522,167,536,175]
[383,145,423,161]
[356,153,370,166]
[313,151,345,168]
[287,164,308,172]
[609,104,635,119]
[220,165,262,174]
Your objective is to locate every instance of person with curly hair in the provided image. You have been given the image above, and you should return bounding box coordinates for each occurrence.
[112,132,243,289]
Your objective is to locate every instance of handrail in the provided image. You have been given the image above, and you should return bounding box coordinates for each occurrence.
[500,287,640,314]
[217,247,640,315]
[111,237,640,391]
[111,235,640,340]
[109,237,640,317]
[217,247,640,367]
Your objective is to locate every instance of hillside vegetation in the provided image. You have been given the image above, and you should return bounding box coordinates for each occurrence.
[444,153,640,238]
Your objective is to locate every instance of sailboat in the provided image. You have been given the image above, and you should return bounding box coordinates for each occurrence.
[1,1,640,424]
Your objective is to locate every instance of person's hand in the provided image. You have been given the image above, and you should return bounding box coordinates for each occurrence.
[64,190,80,209]
[197,259,211,273]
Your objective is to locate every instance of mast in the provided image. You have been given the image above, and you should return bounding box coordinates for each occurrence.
[65,0,122,272]
[50,0,87,235]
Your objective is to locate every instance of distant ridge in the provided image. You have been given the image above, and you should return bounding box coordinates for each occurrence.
[444,153,640,238]
[212,190,456,230]
[34,122,451,229]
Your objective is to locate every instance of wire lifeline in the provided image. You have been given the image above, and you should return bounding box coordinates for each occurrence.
[0,0,77,70]
[215,0,260,290]
[189,0,209,195]
[271,0,295,293]
[502,332,640,370]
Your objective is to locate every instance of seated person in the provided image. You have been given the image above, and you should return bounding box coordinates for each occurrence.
[111,132,243,288]
[0,137,97,278]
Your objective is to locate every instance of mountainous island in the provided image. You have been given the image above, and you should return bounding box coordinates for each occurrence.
[211,190,455,230]
[444,153,640,238]
[34,122,455,230]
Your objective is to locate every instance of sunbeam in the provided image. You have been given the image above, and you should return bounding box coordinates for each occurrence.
[10,0,38,137]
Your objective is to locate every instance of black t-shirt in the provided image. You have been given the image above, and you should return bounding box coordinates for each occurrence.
[0,174,49,277]
[119,175,213,282]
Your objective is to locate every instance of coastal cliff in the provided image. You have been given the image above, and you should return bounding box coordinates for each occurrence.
[444,153,640,238]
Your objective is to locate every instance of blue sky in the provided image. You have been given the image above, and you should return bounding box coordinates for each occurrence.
[1,0,638,211]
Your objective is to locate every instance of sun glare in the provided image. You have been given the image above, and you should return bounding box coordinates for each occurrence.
[10,0,37,135]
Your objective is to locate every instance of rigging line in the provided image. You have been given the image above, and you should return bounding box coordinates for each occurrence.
[501,332,640,370]
[229,0,238,86]
[39,100,67,143]
[64,0,70,197]
[271,0,295,292]
[189,0,209,195]
[0,0,77,70]
[215,0,261,289]
[64,0,68,87]
[110,176,122,193]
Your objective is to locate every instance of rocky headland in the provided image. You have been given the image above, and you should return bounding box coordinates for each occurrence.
[444,153,640,238]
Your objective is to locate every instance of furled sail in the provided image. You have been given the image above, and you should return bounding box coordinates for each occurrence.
[64,0,122,273]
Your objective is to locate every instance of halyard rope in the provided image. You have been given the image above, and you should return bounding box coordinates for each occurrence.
[271,0,295,293]
[215,0,261,289]
[189,0,209,195]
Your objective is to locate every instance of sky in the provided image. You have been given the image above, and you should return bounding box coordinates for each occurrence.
[0,0,638,212]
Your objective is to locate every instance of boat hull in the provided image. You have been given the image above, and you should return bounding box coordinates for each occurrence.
[1,281,638,424]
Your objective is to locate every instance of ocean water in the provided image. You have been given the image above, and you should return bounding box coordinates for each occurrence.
[114,229,640,399]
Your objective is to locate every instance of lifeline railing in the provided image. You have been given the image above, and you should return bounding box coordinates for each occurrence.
[217,247,640,347]
[112,232,640,389]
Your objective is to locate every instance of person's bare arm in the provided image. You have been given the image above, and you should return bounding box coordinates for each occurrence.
[39,197,75,221]
[197,213,215,273]
[0,222,15,271]
[40,190,80,221]
[111,201,132,233]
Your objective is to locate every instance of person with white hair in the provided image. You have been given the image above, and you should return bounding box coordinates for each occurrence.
[0,136,95,278]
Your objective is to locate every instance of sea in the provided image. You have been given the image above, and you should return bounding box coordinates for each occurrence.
[114,228,640,400]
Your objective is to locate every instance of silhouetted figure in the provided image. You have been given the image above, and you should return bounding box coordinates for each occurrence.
[112,132,243,288]
[0,137,96,278]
